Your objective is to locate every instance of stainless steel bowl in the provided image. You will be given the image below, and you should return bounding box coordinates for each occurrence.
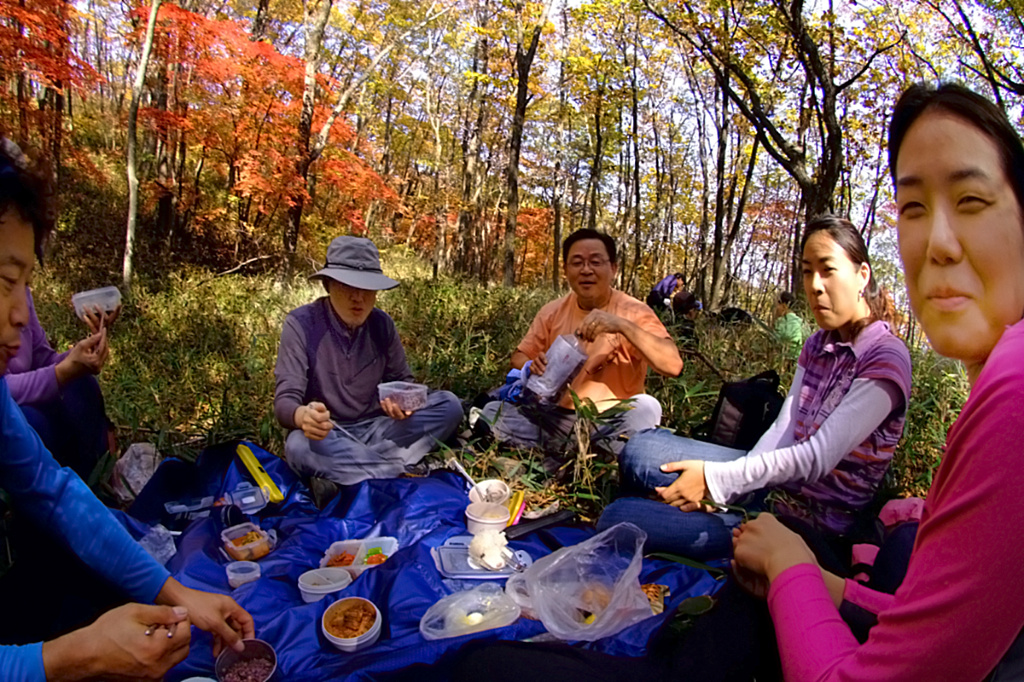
[214,638,277,682]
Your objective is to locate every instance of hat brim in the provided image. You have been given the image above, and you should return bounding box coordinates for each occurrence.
[310,268,399,291]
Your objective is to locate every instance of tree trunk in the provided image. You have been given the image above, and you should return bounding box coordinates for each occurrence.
[585,78,605,232]
[503,0,550,287]
[456,0,489,275]
[124,0,162,289]
[283,0,332,279]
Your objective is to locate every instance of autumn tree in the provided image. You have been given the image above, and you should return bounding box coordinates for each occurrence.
[645,0,903,291]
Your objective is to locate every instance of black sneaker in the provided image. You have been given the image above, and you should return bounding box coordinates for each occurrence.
[308,477,340,509]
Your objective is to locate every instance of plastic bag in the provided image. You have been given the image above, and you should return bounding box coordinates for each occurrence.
[112,443,161,505]
[525,334,587,402]
[419,583,521,640]
[505,523,651,641]
[139,523,177,565]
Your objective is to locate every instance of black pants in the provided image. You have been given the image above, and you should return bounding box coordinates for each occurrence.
[19,374,109,480]
[378,581,781,682]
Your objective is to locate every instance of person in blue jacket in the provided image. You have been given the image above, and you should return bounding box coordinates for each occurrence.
[0,139,254,679]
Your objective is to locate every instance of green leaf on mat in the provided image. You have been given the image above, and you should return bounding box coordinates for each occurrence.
[648,552,727,580]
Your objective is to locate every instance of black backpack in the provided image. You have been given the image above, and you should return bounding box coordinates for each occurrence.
[695,369,785,450]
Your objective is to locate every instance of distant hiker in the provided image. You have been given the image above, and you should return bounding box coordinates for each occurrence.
[773,291,806,358]
[646,272,685,311]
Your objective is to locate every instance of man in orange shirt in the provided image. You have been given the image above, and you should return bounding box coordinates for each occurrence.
[481,229,683,457]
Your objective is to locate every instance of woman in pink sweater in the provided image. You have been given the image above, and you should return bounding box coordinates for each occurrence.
[733,82,1024,680]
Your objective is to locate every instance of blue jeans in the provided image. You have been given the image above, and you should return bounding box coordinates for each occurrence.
[480,394,662,457]
[597,428,753,561]
[285,390,463,486]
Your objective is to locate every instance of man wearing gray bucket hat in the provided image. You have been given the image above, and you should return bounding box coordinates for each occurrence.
[274,236,463,487]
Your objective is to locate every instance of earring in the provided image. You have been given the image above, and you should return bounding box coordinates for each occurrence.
[858,289,865,300]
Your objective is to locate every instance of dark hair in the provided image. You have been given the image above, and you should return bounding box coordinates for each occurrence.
[888,82,1024,216]
[0,140,53,263]
[778,291,795,307]
[672,290,700,315]
[801,214,892,334]
[673,272,684,281]
[562,228,617,265]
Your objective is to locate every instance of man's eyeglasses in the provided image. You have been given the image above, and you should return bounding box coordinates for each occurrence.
[567,258,610,270]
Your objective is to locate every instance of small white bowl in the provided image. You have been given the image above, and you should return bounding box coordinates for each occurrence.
[468,479,511,505]
[465,502,510,535]
[322,597,382,652]
[226,561,261,589]
[298,567,353,603]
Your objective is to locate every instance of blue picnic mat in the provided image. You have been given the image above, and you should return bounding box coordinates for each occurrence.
[131,442,723,681]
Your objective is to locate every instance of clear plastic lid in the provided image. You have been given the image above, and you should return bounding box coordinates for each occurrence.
[71,286,121,318]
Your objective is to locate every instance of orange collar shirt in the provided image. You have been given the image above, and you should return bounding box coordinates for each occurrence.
[516,289,671,410]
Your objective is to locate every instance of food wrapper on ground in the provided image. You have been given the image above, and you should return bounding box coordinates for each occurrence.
[112,443,161,505]
[641,584,670,615]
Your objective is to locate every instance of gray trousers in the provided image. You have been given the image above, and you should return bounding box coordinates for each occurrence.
[285,390,463,486]
[480,394,662,457]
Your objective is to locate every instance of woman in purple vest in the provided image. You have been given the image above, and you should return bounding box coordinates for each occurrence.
[599,215,912,567]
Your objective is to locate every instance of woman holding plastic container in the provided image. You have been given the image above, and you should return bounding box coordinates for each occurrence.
[598,215,912,566]
[4,284,118,477]
[0,138,254,680]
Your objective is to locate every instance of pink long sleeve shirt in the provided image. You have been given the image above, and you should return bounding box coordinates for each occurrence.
[768,319,1024,681]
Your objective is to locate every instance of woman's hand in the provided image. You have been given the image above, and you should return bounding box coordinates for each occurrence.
[655,460,711,509]
[732,513,818,583]
[82,303,122,333]
[55,328,109,385]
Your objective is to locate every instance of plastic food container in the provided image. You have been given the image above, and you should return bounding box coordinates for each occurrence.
[226,561,261,589]
[322,597,382,652]
[298,567,353,603]
[465,502,511,535]
[320,537,398,578]
[525,334,587,401]
[377,382,428,412]
[215,638,277,682]
[71,286,121,318]
[222,522,274,561]
[468,479,511,505]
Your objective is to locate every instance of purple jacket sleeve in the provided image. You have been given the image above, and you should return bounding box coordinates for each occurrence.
[5,289,68,405]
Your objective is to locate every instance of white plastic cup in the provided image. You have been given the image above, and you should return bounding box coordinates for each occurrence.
[468,479,511,505]
[465,502,511,535]
[322,597,382,652]
[298,567,353,603]
[226,561,261,589]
